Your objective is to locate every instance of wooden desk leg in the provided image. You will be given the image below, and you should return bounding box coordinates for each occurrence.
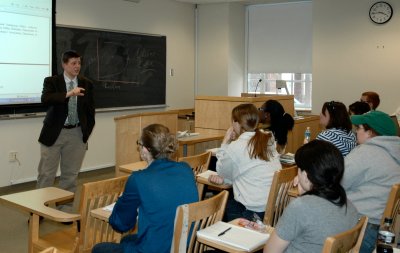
[28,214,39,253]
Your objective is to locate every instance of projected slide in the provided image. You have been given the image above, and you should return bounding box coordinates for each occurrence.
[0,0,52,105]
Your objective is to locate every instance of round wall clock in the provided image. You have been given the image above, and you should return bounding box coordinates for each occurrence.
[369,2,393,24]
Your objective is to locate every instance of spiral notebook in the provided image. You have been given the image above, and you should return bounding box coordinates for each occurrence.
[197,221,269,252]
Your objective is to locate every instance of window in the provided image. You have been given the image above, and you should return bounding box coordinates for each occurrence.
[248,73,312,110]
[246,2,312,111]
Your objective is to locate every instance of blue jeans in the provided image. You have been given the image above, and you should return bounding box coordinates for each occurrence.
[360,222,379,253]
[223,198,265,222]
[91,234,137,253]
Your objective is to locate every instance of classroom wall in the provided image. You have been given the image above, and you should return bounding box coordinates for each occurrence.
[196,0,400,115]
[196,3,245,96]
[313,0,400,114]
[0,0,196,187]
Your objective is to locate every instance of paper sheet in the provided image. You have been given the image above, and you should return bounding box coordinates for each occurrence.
[102,202,116,212]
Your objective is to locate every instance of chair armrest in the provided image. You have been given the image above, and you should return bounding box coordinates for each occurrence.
[34,206,80,223]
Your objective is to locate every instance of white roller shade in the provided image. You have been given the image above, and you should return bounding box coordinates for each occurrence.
[247,2,312,73]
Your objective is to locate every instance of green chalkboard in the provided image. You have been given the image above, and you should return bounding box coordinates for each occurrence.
[56,26,166,109]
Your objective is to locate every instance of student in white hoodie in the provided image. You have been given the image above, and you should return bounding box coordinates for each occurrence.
[209,103,281,222]
[342,110,400,253]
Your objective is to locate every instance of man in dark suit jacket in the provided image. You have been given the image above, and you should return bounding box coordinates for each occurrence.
[37,50,95,211]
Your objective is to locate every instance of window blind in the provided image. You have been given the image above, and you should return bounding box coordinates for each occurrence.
[247,2,312,73]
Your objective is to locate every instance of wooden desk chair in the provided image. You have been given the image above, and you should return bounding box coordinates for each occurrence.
[263,166,297,227]
[321,216,368,253]
[382,184,400,225]
[33,176,128,253]
[179,151,212,199]
[381,183,400,245]
[171,190,229,253]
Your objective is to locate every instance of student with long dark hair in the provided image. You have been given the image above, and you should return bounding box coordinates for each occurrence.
[264,140,359,253]
[317,101,357,156]
[259,100,294,154]
[209,103,281,221]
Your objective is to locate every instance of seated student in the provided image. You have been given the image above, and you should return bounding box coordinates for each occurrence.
[317,101,357,156]
[360,91,380,110]
[92,124,198,253]
[342,111,400,253]
[348,101,371,116]
[263,140,359,253]
[209,103,281,221]
[259,100,294,154]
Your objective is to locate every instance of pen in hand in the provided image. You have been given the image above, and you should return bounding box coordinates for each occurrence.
[218,227,232,236]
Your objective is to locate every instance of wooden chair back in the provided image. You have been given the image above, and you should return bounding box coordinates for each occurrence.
[179,151,212,199]
[171,190,229,253]
[78,176,128,253]
[382,184,400,225]
[321,216,368,253]
[263,166,297,226]
[31,177,128,253]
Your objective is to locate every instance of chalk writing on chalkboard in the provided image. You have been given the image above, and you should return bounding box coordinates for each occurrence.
[56,26,166,109]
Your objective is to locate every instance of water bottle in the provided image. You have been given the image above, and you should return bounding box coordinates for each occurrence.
[303,127,311,144]
[377,217,395,252]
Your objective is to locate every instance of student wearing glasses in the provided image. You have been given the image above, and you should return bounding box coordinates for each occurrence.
[209,103,281,221]
[317,101,357,156]
[343,111,400,253]
[92,124,198,253]
[264,140,359,253]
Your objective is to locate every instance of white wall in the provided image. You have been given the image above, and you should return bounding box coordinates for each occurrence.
[0,0,196,187]
[313,0,400,114]
[197,3,245,96]
[228,3,246,96]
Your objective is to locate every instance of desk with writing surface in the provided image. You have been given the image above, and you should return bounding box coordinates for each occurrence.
[196,173,232,191]
[0,187,80,253]
[117,161,148,176]
[177,133,224,157]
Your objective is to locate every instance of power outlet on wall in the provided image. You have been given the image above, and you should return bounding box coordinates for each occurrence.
[9,151,18,162]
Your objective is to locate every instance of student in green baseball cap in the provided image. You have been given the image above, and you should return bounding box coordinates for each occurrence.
[342,110,400,253]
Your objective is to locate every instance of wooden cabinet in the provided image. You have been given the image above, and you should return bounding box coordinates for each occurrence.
[114,111,178,174]
[195,95,294,134]
[285,115,321,154]
[194,95,320,154]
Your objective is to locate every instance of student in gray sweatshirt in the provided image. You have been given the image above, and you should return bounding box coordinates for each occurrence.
[342,110,400,253]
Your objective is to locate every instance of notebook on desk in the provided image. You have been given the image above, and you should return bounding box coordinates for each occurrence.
[197,170,218,180]
[197,221,269,252]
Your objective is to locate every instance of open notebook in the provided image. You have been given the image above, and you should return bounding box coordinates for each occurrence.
[197,221,269,252]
